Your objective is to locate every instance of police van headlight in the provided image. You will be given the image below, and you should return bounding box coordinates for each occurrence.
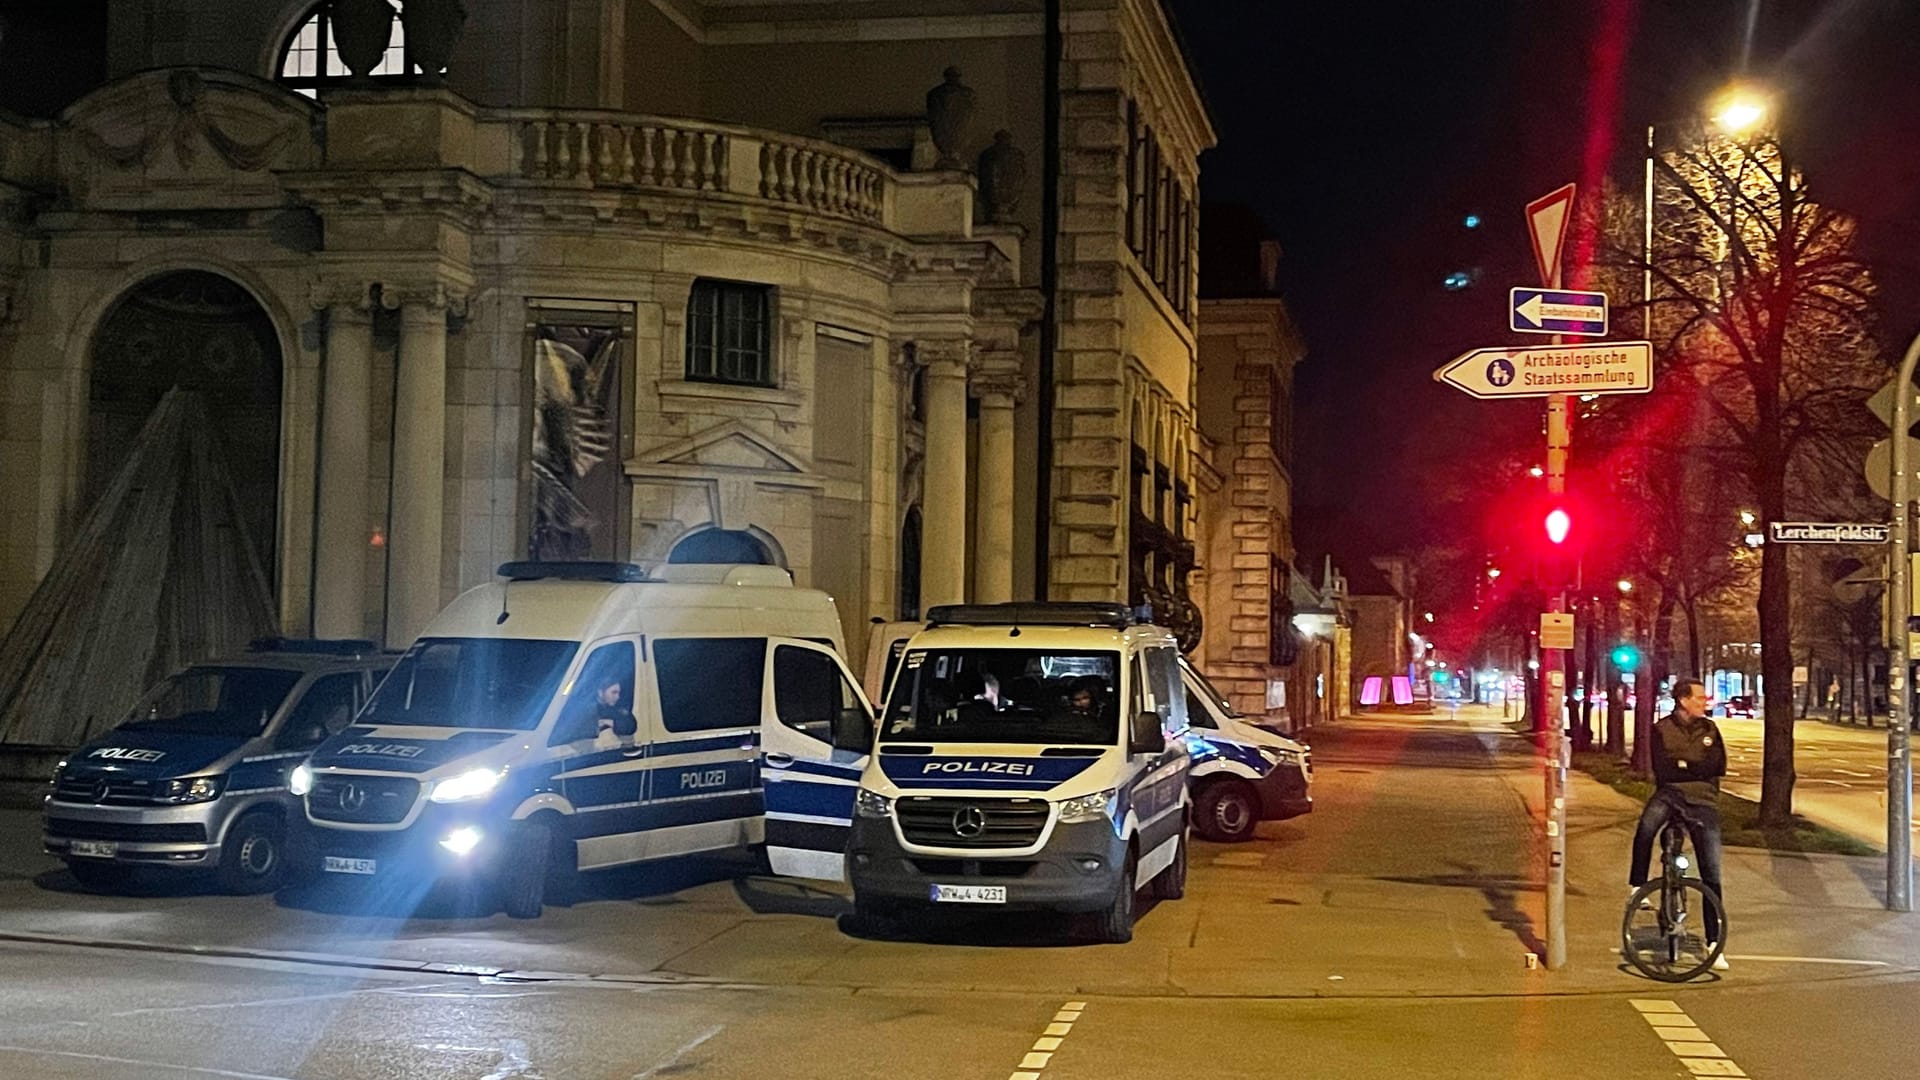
[1058,788,1118,824]
[160,776,225,804]
[429,767,504,804]
[854,788,893,819]
[289,764,313,797]
[1269,747,1304,767]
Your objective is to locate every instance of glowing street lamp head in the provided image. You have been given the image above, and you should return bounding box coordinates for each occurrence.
[1709,83,1772,135]
[1617,578,1634,594]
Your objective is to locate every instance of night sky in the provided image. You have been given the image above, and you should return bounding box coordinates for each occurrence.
[1169,0,1920,552]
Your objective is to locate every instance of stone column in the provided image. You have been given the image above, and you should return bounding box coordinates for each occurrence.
[917,340,970,609]
[313,285,374,640]
[385,286,451,647]
[971,368,1023,605]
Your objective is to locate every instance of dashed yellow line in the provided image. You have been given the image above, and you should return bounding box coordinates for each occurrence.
[1009,1000,1086,1080]
[1631,1000,1748,1076]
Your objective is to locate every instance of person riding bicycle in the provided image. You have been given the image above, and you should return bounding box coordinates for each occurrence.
[1628,677,1728,969]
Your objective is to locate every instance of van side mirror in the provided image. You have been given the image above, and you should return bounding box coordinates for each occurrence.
[1130,711,1166,756]
[832,706,875,755]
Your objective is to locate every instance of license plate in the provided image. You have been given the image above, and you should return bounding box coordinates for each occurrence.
[69,840,117,859]
[929,883,1006,904]
[323,856,377,875]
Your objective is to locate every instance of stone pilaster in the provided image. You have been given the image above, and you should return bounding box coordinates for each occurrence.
[916,338,971,610]
[970,365,1025,605]
[383,282,459,647]
[311,279,376,640]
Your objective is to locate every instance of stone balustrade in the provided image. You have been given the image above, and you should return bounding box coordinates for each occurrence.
[499,110,889,228]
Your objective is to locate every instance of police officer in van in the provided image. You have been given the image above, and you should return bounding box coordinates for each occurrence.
[592,676,637,749]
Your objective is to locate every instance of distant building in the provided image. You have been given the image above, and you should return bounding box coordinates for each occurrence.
[1189,205,1337,731]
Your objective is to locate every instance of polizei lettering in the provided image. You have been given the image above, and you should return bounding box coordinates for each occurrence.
[89,747,165,762]
[338,743,427,758]
[920,759,1035,777]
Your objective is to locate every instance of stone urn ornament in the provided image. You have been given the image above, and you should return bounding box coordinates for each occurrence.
[329,0,397,83]
[402,0,468,85]
[977,130,1027,222]
[925,67,975,169]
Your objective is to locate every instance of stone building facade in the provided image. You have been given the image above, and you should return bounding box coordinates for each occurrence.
[1189,223,1326,728]
[0,0,1213,670]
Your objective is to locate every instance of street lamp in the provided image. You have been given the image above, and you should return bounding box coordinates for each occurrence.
[1617,578,1633,594]
[1708,82,1773,136]
[1487,567,1502,580]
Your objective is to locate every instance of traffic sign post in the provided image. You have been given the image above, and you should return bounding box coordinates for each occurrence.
[1879,336,1920,915]
[1433,341,1653,400]
[1510,288,1609,336]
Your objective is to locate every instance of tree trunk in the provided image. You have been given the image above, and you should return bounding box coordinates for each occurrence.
[1757,480,1797,828]
[1641,590,1677,771]
[1683,597,1703,678]
[1607,599,1627,756]
[1576,599,1596,749]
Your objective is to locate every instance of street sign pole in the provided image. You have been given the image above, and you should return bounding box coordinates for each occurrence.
[1887,329,1920,913]
[1526,184,1576,972]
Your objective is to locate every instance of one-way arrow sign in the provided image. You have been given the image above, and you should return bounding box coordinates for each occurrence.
[1510,288,1608,336]
[1433,341,1654,399]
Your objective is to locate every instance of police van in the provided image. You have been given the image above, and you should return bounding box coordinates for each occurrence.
[1179,658,1312,842]
[293,561,874,917]
[43,639,393,893]
[843,603,1191,944]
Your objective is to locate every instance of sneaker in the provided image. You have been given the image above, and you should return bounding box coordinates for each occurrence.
[1627,886,1652,910]
[1712,953,1730,971]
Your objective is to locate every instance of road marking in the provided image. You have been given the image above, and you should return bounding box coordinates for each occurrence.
[0,1044,297,1080]
[1010,1001,1085,1080]
[1722,953,1889,967]
[630,1025,721,1080]
[1629,1000,1749,1077]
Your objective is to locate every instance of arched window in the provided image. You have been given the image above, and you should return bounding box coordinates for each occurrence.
[668,528,776,566]
[277,2,412,97]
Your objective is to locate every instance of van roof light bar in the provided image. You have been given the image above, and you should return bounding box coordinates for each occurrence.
[496,561,650,583]
[925,602,1136,630]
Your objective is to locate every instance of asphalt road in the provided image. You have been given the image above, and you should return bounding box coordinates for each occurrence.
[0,710,1911,1079]
[1717,715,1915,851]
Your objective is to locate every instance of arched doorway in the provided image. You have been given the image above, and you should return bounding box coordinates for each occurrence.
[88,270,282,585]
[898,507,922,620]
[668,527,776,565]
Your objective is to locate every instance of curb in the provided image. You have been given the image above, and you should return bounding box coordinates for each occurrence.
[0,928,756,988]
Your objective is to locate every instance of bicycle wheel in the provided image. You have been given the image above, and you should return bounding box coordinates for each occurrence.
[1622,879,1725,982]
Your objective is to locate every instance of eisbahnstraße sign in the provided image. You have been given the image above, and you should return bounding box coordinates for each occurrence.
[1432,341,1653,400]
[1767,521,1891,544]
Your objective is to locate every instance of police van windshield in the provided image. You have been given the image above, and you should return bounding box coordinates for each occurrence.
[881,649,1120,745]
[121,666,303,738]
[360,637,576,731]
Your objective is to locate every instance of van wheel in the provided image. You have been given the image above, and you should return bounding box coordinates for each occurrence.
[67,861,132,893]
[1089,848,1136,944]
[1195,780,1259,843]
[1149,826,1187,902]
[216,812,287,894]
[501,821,551,919]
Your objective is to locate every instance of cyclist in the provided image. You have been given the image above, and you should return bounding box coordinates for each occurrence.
[1627,677,1729,970]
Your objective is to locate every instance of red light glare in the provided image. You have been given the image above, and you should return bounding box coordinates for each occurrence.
[1544,508,1572,545]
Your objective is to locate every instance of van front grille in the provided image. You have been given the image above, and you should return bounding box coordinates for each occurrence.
[308,775,419,825]
[896,797,1049,849]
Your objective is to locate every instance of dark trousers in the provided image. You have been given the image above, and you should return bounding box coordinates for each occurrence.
[1629,789,1724,940]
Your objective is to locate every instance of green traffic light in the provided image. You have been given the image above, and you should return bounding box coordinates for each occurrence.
[1611,644,1640,671]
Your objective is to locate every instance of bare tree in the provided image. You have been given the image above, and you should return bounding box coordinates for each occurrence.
[1600,126,1884,825]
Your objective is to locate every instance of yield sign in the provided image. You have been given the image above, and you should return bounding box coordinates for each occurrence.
[1526,183,1576,289]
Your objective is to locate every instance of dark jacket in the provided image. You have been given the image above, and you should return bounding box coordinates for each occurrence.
[1650,710,1726,807]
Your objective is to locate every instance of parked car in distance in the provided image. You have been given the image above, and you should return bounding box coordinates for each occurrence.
[43,639,393,894]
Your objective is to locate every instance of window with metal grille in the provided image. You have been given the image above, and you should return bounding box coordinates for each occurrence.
[277,2,414,98]
[685,280,774,387]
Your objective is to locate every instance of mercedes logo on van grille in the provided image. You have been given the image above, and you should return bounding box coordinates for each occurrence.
[338,783,368,813]
[951,805,987,839]
[89,779,110,804]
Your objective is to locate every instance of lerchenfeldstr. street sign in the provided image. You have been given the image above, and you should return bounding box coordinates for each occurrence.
[1768,521,1891,544]
[1432,340,1654,400]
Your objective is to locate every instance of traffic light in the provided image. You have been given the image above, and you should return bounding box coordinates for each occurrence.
[1544,506,1572,546]
[1611,643,1640,671]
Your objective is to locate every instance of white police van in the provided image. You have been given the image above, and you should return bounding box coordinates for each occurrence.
[843,603,1191,944]
[294,561,874,917]
[43,640,392,893]
[1179,658,1312,842]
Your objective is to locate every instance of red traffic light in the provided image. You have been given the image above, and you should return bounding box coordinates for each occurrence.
[1544,507,1572,545]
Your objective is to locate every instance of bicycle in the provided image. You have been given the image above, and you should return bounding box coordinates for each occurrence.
[1621,806,1727,982]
